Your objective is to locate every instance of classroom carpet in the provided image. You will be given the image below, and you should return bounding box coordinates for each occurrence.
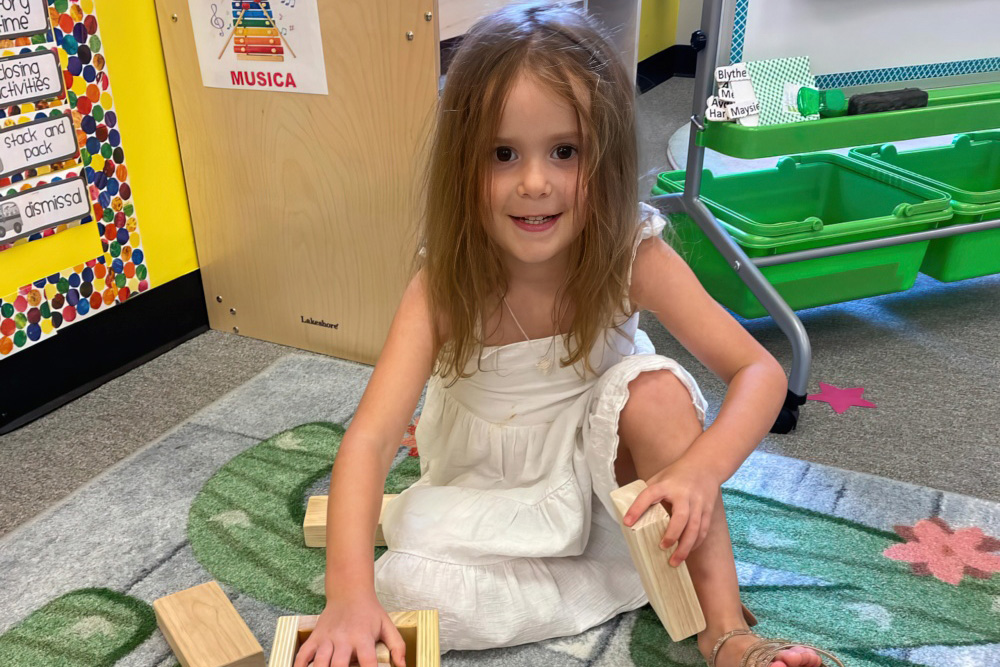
[0,350,998,667]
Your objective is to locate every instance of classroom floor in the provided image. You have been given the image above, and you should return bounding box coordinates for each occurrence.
[2,75,998,541]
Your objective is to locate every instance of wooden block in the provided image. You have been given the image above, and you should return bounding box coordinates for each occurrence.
[609,480,706,641]
[153,581,265,667]
[268,610,439,667]
[304,494,397,548]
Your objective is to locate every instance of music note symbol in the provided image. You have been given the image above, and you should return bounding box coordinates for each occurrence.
[210,4,225,30]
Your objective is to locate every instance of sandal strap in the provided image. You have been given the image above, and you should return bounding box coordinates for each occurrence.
[708,629,755,667]
[740,638,847,667]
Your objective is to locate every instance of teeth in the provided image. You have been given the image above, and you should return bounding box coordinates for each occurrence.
[518,215,555,224]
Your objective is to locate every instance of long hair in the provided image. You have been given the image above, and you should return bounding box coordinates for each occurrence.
[418,2,640,382]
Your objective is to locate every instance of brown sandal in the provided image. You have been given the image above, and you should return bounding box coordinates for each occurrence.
[706,606,845,667]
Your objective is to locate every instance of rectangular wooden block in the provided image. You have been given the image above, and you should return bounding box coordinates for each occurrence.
[153,581,265,667]
[268,610,439,667]
[304,494,397,548]
[609,480,707,641]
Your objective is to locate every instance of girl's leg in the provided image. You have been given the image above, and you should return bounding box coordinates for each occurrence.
[615,370,821,667]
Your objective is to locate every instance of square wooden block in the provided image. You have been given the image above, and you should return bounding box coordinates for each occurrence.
[268,610,439,667]
[153,580,265,667]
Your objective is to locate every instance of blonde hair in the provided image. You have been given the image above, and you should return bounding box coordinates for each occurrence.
[418,2,640,382]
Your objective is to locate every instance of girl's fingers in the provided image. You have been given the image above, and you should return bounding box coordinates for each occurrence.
[330,642,353,667]
[670,511,700,566]
[383,620,408,667]
[312,642,335,667]
[624,486,662,526]
[353,641,378,667]
[293,640,317,667]
[660,499,688,547]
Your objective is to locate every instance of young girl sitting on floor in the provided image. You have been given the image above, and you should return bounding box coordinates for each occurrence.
[296,4,844,667]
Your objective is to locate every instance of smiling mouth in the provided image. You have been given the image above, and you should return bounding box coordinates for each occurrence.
[511,214,560,225]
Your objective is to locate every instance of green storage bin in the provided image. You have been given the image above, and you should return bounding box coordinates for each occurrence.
[653,153,953,319]
[850,132,1000,282]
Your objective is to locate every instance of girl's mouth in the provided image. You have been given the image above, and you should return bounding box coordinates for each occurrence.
[511,213,560,232]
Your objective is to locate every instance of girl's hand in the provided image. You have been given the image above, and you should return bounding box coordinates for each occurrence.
[294,590,407,667]
[621,457,719,567]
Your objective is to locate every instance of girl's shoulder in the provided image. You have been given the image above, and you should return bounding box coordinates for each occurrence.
[637,201,668,241]
[406,268,452,350]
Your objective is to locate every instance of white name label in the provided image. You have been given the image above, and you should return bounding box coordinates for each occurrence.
[715,63,749,84]
[717,85,736,102]
[0,113,77,178]
[726,98,761,120]
[706,98,729,122]
[0,173,91,243]
[0,0,50,39]
[0,50,64,108]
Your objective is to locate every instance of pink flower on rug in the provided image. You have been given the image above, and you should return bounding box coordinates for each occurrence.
[883,517,1000,585]
[402,417,420,456]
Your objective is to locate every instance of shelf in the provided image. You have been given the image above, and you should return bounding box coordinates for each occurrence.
[697,83,1000,159]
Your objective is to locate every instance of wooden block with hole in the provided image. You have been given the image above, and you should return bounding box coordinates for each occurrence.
[304,494,397,548]
[153,580,265,667]
[268,610,439,667]
[609,479,707,641]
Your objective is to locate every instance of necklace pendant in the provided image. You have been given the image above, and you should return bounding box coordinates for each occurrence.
[536,356,553,374]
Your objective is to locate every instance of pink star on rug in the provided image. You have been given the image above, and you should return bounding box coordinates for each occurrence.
[807,382,876,414]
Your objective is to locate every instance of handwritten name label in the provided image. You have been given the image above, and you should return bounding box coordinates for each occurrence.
[0,0,49,39]
[0,50,64,107]
[0,113,77,178]
[715,63,749,84]
[300,315,338,329]
[0,173,91,243]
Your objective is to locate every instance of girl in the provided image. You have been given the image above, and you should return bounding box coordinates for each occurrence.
[296,4,844,667]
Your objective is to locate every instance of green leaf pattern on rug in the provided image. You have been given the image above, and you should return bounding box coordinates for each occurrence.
[629,489,1000,667]
[188,422,424,614]
[0,588,156,667]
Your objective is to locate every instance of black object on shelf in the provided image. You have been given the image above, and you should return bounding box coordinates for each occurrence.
[848,88,928,115]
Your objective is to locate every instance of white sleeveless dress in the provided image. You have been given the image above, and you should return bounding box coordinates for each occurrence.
[375,203,708,651]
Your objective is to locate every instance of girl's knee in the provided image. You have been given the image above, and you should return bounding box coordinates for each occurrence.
[625,369,700,422]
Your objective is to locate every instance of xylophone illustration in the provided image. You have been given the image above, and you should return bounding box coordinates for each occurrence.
[219,1,296,61]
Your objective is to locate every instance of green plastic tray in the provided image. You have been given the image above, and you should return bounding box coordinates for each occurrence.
[653,153,953,318]
[698,83,1000,159]
[850,132,1000,281]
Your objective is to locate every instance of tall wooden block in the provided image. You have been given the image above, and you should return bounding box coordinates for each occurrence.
[269,610,439,667]
[153,581,265,667]
[304,494,397,548]
[609,479,706,641]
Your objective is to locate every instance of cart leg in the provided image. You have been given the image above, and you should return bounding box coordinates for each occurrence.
[652,0,812,432]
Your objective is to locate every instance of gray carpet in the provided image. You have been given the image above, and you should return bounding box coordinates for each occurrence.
[1,348,998,666]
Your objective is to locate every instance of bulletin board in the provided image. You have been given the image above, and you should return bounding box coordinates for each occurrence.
[723,0,1000,90]
[0,0,149,359]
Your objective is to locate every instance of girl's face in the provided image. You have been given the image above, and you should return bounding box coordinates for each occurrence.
[488,72,583,277]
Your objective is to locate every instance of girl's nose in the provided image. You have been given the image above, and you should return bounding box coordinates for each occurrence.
[517,159,551,198]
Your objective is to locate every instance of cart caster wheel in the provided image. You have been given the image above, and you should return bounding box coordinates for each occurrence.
[770,389,807,434]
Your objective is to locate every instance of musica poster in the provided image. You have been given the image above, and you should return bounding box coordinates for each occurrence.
[187,0,328,95]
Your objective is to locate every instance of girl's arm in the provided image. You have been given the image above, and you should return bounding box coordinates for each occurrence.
[622,236,788,566]
[296,269,439,667]
[628,236,787,483]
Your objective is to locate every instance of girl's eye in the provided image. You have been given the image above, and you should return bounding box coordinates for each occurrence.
[553,145,577,160]
[495,147,515,162]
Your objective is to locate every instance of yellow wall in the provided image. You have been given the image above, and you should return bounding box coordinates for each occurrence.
[0,0,198,296]
[638,0,681,62]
